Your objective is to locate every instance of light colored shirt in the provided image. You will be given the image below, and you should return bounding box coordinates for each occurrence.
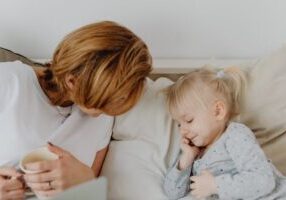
[0,61,113,167]
[164,122,286,200]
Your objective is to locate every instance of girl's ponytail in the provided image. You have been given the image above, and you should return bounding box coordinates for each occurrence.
[215,66,247,119]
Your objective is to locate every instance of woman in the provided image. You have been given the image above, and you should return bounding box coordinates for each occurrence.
[0,21,152,199]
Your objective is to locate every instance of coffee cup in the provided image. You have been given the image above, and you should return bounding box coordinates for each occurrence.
[19,146,58,199]
[20,146,58,174]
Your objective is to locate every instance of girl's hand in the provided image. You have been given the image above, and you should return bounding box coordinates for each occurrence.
[23,143,94,198]
[178,138,200,170]
[190,170,217,199]
[0,168,25,200]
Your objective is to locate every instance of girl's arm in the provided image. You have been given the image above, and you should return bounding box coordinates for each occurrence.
[215,123,275,200]
[91,146,109,177]
[163,155,193,200]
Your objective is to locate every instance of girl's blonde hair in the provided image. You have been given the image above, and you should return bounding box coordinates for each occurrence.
[41,21,152,115]
[166,67,247,121]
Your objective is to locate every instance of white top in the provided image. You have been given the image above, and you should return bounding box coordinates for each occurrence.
[0,61,114,167]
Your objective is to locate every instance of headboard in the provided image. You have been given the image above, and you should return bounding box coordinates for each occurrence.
[0,46,253,82]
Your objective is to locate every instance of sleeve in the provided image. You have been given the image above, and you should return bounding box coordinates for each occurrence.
[163,154,192,200]
[0,63,7,96]
[96,116,114,150]
[0,84,6,104]
[0,64,14,109]
[215,124,276,200]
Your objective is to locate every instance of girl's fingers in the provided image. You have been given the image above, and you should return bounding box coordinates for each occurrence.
[190,183,196,189]
[35,188,61,197]
[183,138,189,144]
[190,176,198,182]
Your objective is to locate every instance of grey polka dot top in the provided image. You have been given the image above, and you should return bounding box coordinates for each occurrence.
[163,122,286,200]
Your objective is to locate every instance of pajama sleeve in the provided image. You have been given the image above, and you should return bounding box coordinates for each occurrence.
[163,155,192,200]
[215,124,275,200]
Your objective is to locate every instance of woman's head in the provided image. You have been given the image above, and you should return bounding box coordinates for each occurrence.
[42,21,152,116]
[165,67,246,147]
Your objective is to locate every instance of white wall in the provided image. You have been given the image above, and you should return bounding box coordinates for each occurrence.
[0,0,286,59]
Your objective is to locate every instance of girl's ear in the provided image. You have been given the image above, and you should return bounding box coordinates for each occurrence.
[213,100,227,121]
[65,74,75,90]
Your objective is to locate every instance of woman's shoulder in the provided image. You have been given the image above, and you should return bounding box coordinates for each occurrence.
[0,61,38,100]
[0,62,34,108]
[0,61,34,79]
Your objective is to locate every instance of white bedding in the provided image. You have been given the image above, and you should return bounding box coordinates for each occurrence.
[101,78,180,200]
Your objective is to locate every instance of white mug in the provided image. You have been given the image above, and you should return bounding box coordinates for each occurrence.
[20,146,58,199]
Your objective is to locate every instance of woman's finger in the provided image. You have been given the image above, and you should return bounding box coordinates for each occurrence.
[47,143,70,158]
[0,168,22,178]
[2,179,24,191]
[24,159,59,172]
[26,181,51,191]
[48,179,67,190]
[24,170,56,183]
[5,188,25,199]
[35,188,61,197]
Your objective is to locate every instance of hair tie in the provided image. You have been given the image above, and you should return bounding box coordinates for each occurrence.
[216,70,225,78]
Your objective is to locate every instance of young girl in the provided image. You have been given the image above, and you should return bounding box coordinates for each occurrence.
[163,67,286,200]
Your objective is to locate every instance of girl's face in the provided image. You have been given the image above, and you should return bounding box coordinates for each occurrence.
[174,100,226,148]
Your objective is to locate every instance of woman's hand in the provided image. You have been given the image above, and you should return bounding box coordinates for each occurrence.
[178,137,200,170]
[0,168,25,200]
[23,143,94,197]
[190,170,217,199]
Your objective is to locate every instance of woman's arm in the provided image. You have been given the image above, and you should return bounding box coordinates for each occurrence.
[91,146,109,177]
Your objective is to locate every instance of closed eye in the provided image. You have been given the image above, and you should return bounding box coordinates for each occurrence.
[186,119,193,123]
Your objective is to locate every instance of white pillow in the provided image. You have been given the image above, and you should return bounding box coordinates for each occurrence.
[101,78,180,200]
[239,45,286,174]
